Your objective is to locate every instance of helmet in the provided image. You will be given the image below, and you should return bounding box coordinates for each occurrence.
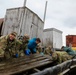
[10,32,17,36]
[24,34,29,39]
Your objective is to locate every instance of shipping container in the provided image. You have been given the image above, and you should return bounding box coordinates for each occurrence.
[43,28,63,49]
[66,35,76,47]
[2,7,44,41]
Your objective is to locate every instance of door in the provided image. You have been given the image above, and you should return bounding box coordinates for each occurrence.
[30,24,38,39]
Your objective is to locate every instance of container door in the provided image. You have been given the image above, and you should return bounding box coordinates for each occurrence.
[30,24,37,39]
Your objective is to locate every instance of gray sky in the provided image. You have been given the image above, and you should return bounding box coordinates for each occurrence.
[0,0,76,45]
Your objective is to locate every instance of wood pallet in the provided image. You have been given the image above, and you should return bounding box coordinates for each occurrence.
[0,54,53,75]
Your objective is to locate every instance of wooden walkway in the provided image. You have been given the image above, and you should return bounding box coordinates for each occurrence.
[0,54,53,75]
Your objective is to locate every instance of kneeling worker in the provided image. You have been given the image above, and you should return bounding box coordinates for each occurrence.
[19,34,29,56]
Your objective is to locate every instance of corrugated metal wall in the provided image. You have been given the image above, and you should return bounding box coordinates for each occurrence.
[66,35,76,47]
[2,7,44,40]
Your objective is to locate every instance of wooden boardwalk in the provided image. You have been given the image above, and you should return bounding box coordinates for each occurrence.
[0,54,53,75]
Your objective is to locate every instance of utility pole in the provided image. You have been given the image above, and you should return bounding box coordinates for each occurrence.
[23,0,27,7]
[19,0,27,36]
[43,1,48,24]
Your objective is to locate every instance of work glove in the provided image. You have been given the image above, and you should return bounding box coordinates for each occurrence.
[15,53,19,58]
[25,49,30,55]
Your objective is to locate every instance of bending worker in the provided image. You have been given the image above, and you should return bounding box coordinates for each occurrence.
[19,34,29,56]
[27,38,41,54]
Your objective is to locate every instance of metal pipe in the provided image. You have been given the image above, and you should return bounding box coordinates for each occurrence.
[23,0,27,7]
[19,0,27,36]
[43,1,48,24]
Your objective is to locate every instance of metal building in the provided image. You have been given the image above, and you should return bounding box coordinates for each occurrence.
[43,28,63,49]
[2,7,44,40]
[66,35,76,50]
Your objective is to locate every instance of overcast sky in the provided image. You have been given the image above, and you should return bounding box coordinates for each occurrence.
[0,0,76,45]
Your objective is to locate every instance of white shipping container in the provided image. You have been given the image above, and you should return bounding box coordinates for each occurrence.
[2,7,44,41]
[43,28,63,49]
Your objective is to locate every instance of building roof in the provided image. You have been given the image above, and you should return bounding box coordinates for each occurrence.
[7,7,44,23]
[66,35,76,36]
[43,28,63,33]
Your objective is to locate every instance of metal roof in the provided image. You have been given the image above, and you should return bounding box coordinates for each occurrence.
[43,28,63,33]
[7,7,44,23]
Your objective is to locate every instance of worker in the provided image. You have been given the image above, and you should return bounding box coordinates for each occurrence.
[55,51,72,64]
[0,32,21,59]
[36,43,42,54]
[27,38,41,54]
[44,46,71,64]
[61,46,76,55]
[44,46,53,55]
[19,34,30,56]
[44,46,58,60]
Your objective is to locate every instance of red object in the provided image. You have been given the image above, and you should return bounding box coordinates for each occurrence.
[66,35,76,47]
